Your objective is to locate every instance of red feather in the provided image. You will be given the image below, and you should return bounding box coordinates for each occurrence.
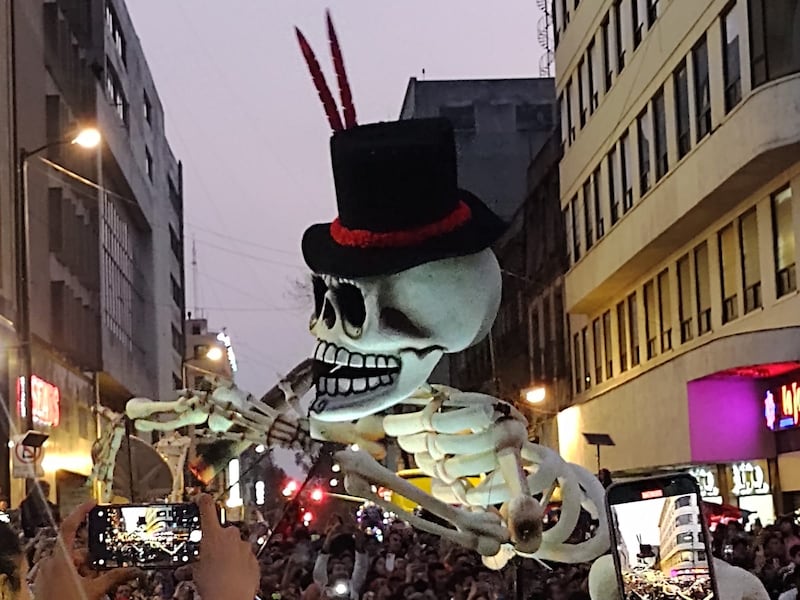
[326,11,357,128]
[295,27,343,132]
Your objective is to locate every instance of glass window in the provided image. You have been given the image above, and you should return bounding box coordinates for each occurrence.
[722,5,742,112]
[678,254,693,342]
[695,242,712,335]
[144,91,152,125]
[554,289,567,377]
[578,58,587,128]
[582,327,591,389]
[584,180,594,250]
[632,0,644,48]
[562,0,570,26]
[588,40,599,113]
[628,292,640,366]
[693,36,712,141]
[748,0,800,87]
[614,0,625,71]
[593,318,603,384]
[593,167,603,238]
[674,60,691,159]
[559,93,567,147]
[571,195,581,261]
[676,514,693,526]
[644,280,657,359]
[739,208,762,312]
[608,148,619,225]
[637,108,651,197]
[617,301,628,372]
[719,224,739,323]
[532,310,542,380]
[621,132,633,212]
[146,147,154,181]
[602,15,612,91]
[564,206,573,265]
[658,269,672,351]
[675,496,692,509]
[653,88,668,181]
[566,81,575,142]
[603,310,613,378]
[646,0,660,26]
[772,186,797,296]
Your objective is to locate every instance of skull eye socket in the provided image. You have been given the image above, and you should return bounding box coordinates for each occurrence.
[380,307,427,339]
[334,283,366,329]
[312,276,327,318]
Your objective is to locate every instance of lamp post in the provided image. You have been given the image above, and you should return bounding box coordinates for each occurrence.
[16,128,101,434]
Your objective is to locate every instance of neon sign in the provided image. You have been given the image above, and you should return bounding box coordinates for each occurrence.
[689,467,720,498]
[731,462,770,496]
[765,381,800,431]
[17,375,61,427]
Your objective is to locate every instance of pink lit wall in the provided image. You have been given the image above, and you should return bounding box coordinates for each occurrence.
[687,377,776,463]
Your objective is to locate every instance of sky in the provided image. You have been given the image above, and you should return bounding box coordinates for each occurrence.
[126,1,546,398]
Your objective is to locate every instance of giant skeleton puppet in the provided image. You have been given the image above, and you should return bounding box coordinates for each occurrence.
[114,13,610,571]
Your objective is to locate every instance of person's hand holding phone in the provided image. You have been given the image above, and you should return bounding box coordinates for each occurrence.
[193,494,259,600]
[33,501,139,600]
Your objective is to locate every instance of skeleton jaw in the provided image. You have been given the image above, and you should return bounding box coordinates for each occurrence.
[310,340,442,421]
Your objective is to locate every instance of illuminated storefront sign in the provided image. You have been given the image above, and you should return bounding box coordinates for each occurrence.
[764,381,800,431]
[689,467,720,498]
[17,375,61,427]
[731,462,770,496]
[216,331,238,373]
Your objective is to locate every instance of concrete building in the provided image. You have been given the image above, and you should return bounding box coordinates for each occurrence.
[183,315,237,387]
[3,0,184,506]
[553,0,800,517]
[450,129,571,449]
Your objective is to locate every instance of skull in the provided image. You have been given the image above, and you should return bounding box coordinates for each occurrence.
[309,249,502,421]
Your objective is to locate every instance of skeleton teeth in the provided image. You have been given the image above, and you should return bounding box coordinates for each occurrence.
[323,344,337,364]
[314,342,326,360]
[380,375,392,385]
[387,356,400,369]
[327,378,337,395]
[335,348,349,365]
[364,355,377,369]
[353,378,367,392]
[368,376,381,389]
[349,354,364,368]
[337,379,351,394]
[377,356,387,368]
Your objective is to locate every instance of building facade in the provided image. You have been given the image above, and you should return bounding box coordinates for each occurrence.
[554,0,800,520]
[3,0,185,507]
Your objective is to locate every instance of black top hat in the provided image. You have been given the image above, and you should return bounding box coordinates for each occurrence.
[302,118,505,277]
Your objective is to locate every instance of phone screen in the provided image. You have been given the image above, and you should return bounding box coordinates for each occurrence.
[607,474,718,600]
[88,503,202,569]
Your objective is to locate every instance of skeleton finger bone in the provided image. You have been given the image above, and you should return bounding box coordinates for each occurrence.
[310,416,386,459]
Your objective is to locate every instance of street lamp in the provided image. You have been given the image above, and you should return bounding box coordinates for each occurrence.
[205,346,224,362]
[17,127,101,435]
[523,386,546,404]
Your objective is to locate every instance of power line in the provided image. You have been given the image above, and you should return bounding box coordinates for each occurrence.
[185,221,300,257]
[196,239,304,269]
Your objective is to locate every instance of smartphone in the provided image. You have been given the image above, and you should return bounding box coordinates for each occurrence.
[606,473,720,600]
[88,503,202,569]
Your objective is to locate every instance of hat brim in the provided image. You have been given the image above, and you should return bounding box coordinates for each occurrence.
[302,191,506,278]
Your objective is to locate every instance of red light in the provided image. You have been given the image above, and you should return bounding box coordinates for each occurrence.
[303,511,313,523]
[282,480,299,497]
[642,489,664,499]
[311,488,324,502]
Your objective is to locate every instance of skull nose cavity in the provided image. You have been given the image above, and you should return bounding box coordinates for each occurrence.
[322,298,336,329]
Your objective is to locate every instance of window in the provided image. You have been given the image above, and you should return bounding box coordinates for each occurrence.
[191,323,202,335]
[105,1,126,65]
[440,105,475,131]
[637,109,651,196]
[739,208,762,312]
[602,311,613,378]
[564,206,573,265]
[657,269,672,351]
[593,318,603,383]
[169,224,182,261]
[602,15,612,91]
[144,91,152,125]
[562,0,570,26]
[628,293,640,366]
[145,147,154,181]
[722,6,742,112]
[171,325,182,354]
[542,297,553,377]
[719,224,739,323]
[105,60,128,126]
[571,196,581,261]
[693,36,712,141]
[676,514,693,527]
[588,40,599,112]
[675,496,692,509]
[593,167,603,238]
[559,93,567,147]
[621,132,633,212]
[171,274,182,307]
[584,180,594,250]
[749,0,800,87]
[532,310,542,380]
[566,81,575,142]
[643,280,657,359]
[674,60,691,159]
[678,254,693,342]
[646,0,660,26]
[632,0,645,47]
[613,0,625,71]
[578,58,587,128]
[554,290,567,377]
[617,301,628,372]
[608,148,619,225]
[677,532,694,544]
[653,88,668,181]
[172,373,182,389]
[573,332,583,393]
[695,242,712,335]
[772,186,796,296]
[582,327,591,388]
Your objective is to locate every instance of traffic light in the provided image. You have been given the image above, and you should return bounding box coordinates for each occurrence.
[310,488,324,502]
[282,479,299,498]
